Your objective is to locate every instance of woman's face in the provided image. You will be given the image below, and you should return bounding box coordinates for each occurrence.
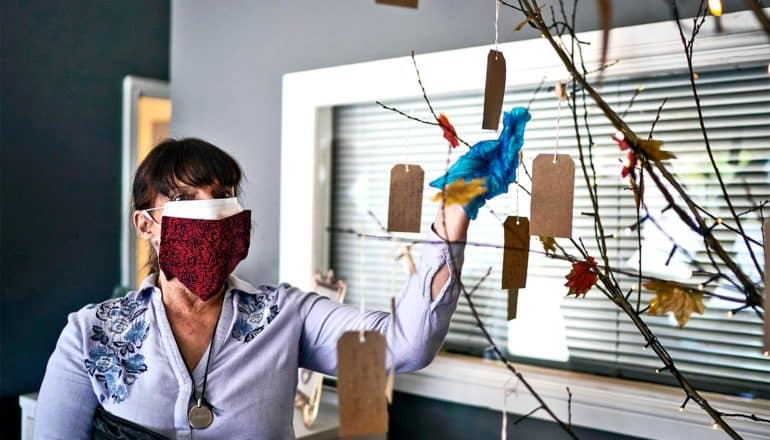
[133,182,236,245]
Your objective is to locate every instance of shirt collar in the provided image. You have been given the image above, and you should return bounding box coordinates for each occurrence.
[137,272,264,296]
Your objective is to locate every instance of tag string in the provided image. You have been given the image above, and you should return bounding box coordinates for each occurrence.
[514,163,520,224]
[494,0,500,56]
[501,389,508,440]
[405,108,414,172]
[500,376,518,440]
[359,227,366,343]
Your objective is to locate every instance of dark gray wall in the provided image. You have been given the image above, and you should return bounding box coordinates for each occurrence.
[0,0,170,436]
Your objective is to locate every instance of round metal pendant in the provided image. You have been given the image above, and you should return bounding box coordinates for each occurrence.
[188,403,214,429]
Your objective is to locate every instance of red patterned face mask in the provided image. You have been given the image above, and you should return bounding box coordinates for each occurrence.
[158,210,251,301]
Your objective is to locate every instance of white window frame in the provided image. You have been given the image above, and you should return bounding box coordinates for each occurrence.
[120,76,170,288]
[280,9,770,438]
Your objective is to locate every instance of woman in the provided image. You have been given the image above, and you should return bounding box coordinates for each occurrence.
[34,139,468,439]
[34,109,528,439]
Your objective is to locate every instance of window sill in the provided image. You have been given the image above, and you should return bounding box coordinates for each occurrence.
[394,353,770,439]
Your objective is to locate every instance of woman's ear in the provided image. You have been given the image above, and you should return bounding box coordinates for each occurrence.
[133,210,157,240]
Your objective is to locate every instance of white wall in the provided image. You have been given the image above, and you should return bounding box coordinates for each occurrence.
[170,0,751,284]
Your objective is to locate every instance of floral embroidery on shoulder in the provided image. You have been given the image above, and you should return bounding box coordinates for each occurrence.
[84,287,152,403]
[231,286,280,343]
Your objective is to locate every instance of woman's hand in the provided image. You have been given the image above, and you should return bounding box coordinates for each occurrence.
[432,202,469,242]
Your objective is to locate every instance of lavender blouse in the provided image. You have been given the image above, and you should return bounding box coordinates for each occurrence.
[33,231,464,439]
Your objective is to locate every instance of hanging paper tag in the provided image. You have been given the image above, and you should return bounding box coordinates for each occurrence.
[376,0,418,7]
[337,331,388,437]
[529,154,575,238]
[388,164,424,233]
[502,216,529,289]
[482,50,506,130]
[764,218,769,355]
[507,289,519,320]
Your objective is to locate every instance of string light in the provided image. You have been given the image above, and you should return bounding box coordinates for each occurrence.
[764,351,769,357]
[716,218,723,225]
[708,0,723,17]
[712,422,720,430]
[726,310,733,318]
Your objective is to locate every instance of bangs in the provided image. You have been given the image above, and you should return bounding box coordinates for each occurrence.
[133,138,243,209]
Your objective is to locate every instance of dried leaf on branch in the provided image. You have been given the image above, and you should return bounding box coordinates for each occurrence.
[437,113,459,148]
[638,139,676,161]
[564,256,599,297]
[645,281,706,328]
[621,151,638,178]
[613,133,676,164]
[431,177,487,206]
[540,236,557,254]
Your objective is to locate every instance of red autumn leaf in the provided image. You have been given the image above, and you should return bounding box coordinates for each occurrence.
[564,256,599,297]
[621,151,637,178]
[612,131,631,151]
[613,132,637,178]
[437,112,459,148]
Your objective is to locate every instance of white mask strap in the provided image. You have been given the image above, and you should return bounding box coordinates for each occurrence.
[142,207,163,225]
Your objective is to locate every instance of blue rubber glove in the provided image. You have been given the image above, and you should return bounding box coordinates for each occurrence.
[429,107,532,220]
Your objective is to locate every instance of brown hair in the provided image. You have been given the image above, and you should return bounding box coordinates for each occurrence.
[133,138,244,272]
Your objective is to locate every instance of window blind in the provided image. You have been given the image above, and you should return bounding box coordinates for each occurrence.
[330,64,770,396]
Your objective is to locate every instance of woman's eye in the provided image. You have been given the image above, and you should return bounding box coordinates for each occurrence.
[171,194,187,202]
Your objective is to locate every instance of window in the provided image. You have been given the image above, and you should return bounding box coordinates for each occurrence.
[120,76,171,289]
[279,10,770,436]
[330,63,770,399]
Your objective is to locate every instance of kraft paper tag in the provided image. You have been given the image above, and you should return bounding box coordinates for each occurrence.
[508,289,519,320]
[337,331,388,437]
[529,154,575,238]
[482,50,506,130]
[376,0,418,7]
[388,164,424,233]
[764,219,769,355]
[502,216,529,289]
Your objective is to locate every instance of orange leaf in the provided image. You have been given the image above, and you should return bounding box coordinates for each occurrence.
[437,113,459,148]
[645,280,705,328]
[564,256,599,297]
[539,236,556,254]
[431,178,486,206]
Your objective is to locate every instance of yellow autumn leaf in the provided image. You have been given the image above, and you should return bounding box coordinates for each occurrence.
[540,236,556,254]
[638,139,676,162]
[512,16,531,32]
[431,178,487,206]
[645,280,705,328]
